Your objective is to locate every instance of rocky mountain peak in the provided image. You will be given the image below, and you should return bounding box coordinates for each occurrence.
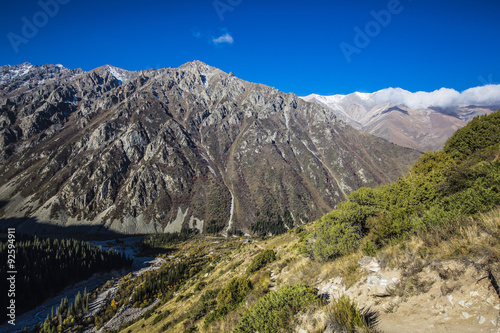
[0,61,421,236]
[179,60,219,75]
[102,65,138,85]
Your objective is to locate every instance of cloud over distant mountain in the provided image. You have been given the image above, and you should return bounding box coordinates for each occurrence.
[302,84,500,152]
[372,85,500,109]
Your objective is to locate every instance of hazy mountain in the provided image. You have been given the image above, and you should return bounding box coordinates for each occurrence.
[302,87,500,152]
[0,61,420,235]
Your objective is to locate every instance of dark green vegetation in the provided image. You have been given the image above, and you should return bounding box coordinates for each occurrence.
[141,228,197,250]
[246,249,276,274]
[0,236,131,317]
[313,111,500,261]
[233,284,319,333]
[39,290,91,333]
[444,111,500,159]
[216,277,252,311]
[131,257,206,307]
[204,179,232,234]
[187,288,220,322]
[249,200,295,237]
[203,277,253,327]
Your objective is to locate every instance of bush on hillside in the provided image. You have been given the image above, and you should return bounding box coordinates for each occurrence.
[313,198,377,260]
[444,110,500,159]
[313,214,361,261]
[216,277,253,310]
[246,249,276,274]
[233,284,318,333]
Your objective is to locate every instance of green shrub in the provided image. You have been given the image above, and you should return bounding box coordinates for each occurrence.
[246,249,276,274]
[312,191,382,261]
[216,277,252,310]
[203,277,253,328]
[160,322,171,331]
[348,187,377,207]
[185,325,198,332]
[294,225,305,234]
[204,307,228,327]
[361,239,377,257]
[444,110,500,159]
[194,281,207,293]
[151,310,171,325]
[188,288,220,321]
[313,214,361,261]
[418,205,459,228]
[327,295,379,333]
[233,284,318,333]
[439,153,500,215]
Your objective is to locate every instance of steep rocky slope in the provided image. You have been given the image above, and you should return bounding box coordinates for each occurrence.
[0,61,420,234]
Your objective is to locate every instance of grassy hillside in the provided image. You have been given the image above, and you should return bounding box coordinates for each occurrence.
[40,110,500,332]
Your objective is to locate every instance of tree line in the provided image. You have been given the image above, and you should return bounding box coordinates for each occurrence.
[0,235,132,318]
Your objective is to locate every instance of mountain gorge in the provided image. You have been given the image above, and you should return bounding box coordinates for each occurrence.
[303,88,499,152]
[0,61,420,235]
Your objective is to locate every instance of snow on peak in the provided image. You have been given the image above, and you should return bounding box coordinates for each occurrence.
[302,85,500,110]
[353,92,372,101]
[106,65,124,83]
[105,65,136,84]
[14,63,33,77]
[0,63,34,84]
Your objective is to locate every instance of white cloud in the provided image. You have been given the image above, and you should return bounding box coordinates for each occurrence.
[459,85,500,105]
[212,33,234,45]
[371,85,500,109]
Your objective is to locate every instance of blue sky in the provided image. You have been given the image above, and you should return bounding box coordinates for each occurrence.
[0,0,499,96]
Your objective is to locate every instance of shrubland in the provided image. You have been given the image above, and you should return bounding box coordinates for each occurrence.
[313,111,500,261]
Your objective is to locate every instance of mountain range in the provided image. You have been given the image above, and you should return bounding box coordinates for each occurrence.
[302,86,500,152]
[0,61,421,235]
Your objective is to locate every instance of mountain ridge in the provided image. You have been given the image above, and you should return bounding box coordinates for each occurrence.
[0,61,420,235]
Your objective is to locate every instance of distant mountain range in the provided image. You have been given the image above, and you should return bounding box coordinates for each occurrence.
[0,62,420,235]
[302,86,500,151]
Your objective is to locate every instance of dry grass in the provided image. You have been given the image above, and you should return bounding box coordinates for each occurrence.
[278,248,365,290]
[330,252,364,288]
[420,207,500,263]
[371,208,500,300]
[378,208,500,269]
[123,231,320,333]
[294,307,328,333]
[326,294,380,333]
